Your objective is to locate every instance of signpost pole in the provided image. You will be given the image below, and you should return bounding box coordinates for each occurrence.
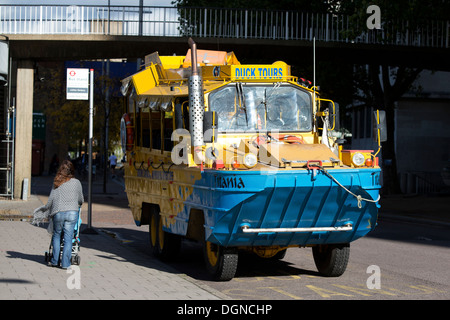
[66,67,96,234]
[83,69,97,234]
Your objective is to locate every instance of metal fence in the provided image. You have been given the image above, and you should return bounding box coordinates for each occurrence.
[0,6,180,36]
[0,5,448,48]
[401,171,447,195]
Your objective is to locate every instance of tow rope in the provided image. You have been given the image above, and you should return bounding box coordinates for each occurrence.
[310,163,381,209]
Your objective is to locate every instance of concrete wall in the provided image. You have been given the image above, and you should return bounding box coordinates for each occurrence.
[396,99,450,174]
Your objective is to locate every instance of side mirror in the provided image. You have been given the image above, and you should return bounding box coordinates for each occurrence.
[333,102,340,131]
[203,111,217,143]
[318,99,337,130]
[373,110,387,143]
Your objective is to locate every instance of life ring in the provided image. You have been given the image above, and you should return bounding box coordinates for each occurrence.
[120,113,134,152]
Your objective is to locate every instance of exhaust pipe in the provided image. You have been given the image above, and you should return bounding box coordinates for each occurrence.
[188,37,199,76]
[188,38,204,164]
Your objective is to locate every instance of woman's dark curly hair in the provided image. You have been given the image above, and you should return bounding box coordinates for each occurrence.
[53,160,75,189]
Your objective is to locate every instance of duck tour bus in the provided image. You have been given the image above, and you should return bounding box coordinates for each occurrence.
[119,38,384,281]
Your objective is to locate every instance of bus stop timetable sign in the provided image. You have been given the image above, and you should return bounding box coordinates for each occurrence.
[67,68,89,100]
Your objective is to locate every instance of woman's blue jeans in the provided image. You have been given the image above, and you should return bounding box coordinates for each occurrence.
[51,210,79,268]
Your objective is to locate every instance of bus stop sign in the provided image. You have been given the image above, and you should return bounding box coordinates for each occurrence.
[67,68,89,100]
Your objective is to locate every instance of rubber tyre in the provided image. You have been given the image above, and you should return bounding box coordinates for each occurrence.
[203,241,238,281]
[312,243,350,277]
[71,255,80,265]
[149,212,159,256]
[149,212,181,261]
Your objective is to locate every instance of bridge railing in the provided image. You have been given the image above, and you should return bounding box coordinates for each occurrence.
[0,5,180,36]
[0,5,448,48]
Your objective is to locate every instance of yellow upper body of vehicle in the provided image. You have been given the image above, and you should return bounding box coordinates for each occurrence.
[121,48,376,174]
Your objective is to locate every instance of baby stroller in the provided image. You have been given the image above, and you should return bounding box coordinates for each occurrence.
[44,208,82,266]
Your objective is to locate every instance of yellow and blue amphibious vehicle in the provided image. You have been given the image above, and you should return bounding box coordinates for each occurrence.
[120,39,382,280]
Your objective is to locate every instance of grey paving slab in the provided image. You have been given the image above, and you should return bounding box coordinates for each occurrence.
[0,221,228,300]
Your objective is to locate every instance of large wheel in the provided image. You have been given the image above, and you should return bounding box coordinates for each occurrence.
[203,241,238,281]
[312,243,350,277]
[149,212,181,261]
[149,212,160,256]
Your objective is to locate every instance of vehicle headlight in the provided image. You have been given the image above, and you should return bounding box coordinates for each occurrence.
[243,153,257,168]
[352,152,365,166]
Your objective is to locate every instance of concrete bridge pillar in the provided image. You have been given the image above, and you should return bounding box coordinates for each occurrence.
[14,60,34,200]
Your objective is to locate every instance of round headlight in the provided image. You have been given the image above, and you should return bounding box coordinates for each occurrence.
[243,153,257,168]
[352,152,365,166]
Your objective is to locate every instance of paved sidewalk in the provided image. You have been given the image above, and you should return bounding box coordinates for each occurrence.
[0,173,229,300]
[0,220,229,300]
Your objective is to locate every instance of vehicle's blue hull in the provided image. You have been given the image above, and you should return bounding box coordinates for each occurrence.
[172,167,381,247]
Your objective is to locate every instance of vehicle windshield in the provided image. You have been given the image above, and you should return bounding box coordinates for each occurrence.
[208,83,312,132]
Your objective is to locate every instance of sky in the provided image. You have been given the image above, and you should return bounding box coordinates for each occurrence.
[0,1,174,6]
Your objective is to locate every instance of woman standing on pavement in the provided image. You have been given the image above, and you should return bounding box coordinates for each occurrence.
[33,160,84,269]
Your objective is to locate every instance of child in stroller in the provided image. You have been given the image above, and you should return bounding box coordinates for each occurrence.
[45,208,82,267]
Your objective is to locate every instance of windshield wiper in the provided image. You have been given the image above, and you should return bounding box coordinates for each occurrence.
[262,83,281,121]
[236,83,248,125]
[264,88,268,120]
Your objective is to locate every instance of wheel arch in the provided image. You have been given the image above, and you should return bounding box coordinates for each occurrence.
[141,202,160,225]
[186,208,205,242]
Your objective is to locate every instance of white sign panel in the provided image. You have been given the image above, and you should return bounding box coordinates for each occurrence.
[67,68,89,100]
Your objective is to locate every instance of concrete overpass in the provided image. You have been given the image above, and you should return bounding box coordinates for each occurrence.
[1,5,449,199]
[6,33,450,71]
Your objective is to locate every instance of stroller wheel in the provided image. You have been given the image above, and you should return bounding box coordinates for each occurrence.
[72,255,80,265]
[44,252,49,262]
